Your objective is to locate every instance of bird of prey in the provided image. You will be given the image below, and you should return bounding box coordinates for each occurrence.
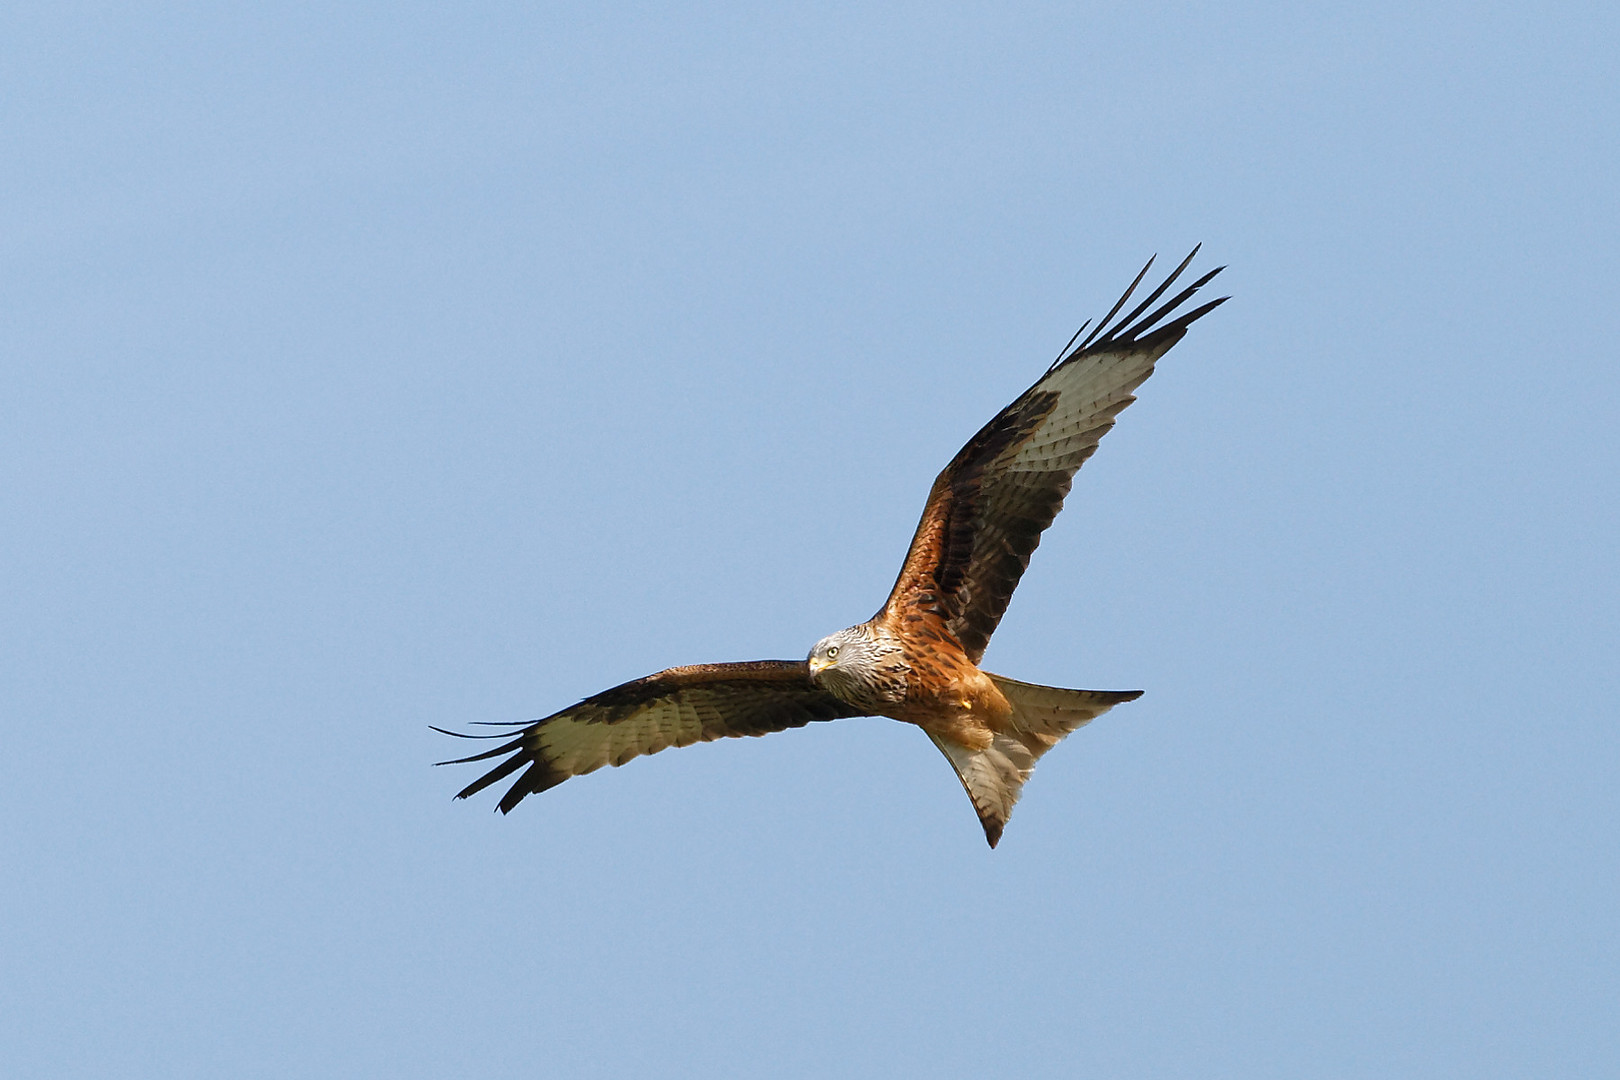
[437,249,1226,847]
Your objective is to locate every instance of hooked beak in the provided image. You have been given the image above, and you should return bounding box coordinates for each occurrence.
[808,656,829,676]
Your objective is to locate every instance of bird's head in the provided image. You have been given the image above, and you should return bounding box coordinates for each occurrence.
[807,624,906,707]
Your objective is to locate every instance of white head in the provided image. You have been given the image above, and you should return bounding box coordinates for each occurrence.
[806,624,906,708]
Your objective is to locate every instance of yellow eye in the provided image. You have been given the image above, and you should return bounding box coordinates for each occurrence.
[827,646,839,659]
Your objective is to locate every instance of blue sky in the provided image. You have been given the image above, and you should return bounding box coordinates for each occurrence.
[4,3,1616,1076]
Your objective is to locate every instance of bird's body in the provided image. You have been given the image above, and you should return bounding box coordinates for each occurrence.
[807,614,1013,746]
[438,249,1226,846]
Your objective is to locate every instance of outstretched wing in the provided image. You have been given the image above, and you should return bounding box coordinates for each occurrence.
[880,248,1227,662]
[436,661,866,813]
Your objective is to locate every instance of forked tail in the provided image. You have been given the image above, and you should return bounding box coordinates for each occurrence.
[926,674,1142,848]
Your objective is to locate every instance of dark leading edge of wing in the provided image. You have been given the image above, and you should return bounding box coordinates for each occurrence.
[882,248,1227,662]
[434,660,866,813]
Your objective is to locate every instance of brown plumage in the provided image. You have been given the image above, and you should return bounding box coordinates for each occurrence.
[437,249,1226,846]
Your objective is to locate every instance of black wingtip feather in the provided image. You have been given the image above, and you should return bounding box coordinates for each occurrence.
[1048,320,1091,372]
[1061,247,1227,363]
[1078,253,1156,352]
[434,732,531,770]
[451,744,535,801]
[1157,294,1229,338]
[497,759,570,813]
[1111,246,1201,337]
[430,724,521,742]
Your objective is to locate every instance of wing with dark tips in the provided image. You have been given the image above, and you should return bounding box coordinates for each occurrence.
[881,249,1227,662]
[436,660,866,813]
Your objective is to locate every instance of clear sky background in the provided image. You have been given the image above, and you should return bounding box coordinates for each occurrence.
[4,4,1616,1077]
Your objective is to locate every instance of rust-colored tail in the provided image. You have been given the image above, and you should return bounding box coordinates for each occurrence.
[926,675,1141,847]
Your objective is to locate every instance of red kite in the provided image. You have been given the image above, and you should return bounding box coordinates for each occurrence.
[438,250,1226,846]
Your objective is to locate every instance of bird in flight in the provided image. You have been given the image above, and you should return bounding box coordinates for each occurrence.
[437,249,1226,846]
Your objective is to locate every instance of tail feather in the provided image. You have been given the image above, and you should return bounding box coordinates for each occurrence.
[928,675,1142,847]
